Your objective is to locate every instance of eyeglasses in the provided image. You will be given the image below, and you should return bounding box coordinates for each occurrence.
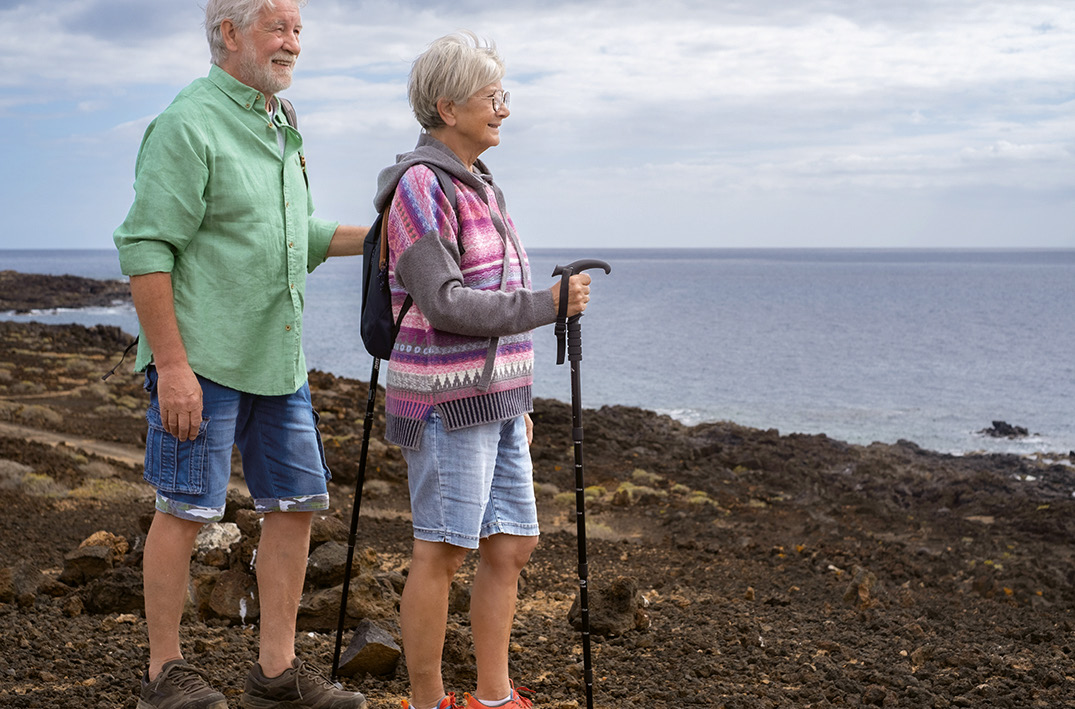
[480,90,510,113]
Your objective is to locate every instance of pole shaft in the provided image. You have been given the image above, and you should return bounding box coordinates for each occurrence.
[568,316,595,709]
[331,358,379,680]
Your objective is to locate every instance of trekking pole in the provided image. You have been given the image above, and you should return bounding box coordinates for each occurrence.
[331,357,381,681]
[552,258,611,709]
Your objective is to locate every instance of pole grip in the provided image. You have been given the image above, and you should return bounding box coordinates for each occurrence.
[552,260,610,366]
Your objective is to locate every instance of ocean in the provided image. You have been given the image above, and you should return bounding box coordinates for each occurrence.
[3,248,1074,457]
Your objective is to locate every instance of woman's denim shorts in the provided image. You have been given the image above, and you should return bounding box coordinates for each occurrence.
[142,367,331,522]
[402,411,539,549]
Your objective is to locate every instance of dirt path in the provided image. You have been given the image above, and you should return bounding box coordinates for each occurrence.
[0,421,144,467]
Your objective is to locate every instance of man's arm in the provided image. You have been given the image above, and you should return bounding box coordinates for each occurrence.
[325,224,369,257]
[129,272,203,442]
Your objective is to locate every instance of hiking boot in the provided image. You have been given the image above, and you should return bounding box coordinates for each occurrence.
[136,659,228,709]
[401,692,463,708]
[465,681,534,709]
[241,657,367,708]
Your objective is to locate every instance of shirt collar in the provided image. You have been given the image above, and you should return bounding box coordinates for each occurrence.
[207,63,271,115]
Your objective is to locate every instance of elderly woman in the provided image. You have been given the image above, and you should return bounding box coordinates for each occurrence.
[373,32,592,709]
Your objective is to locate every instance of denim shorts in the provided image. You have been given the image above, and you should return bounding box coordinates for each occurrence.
[142,367,331,522]
[402,411,539,549]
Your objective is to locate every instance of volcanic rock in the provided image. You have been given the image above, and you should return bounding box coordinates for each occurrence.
[0,270,131,313]
[338,619,401,677]
[568,576,648,637]
[208,569,259,624]
[979,420,1030,438]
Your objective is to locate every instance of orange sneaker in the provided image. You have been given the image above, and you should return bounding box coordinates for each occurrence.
[465,681,534,708]
[402,693,463,709]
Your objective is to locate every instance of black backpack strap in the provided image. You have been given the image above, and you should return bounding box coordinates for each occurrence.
[101,336,140,381]
[381,164,462,346]
[393,294,413,342]
[278,97,298,129]
[277,97,308,189]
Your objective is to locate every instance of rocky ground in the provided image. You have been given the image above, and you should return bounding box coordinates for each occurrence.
[2,314,1075,708]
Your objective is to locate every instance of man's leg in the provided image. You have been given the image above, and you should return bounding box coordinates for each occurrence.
[400,539,468,709]
[254,509,314,677]
[143,510,204,679]
[470,533,539,702]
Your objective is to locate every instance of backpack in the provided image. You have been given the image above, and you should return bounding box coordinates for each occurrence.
[361,164,459,360]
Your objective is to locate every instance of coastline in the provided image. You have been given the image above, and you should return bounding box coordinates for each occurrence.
[2,265,1072,458]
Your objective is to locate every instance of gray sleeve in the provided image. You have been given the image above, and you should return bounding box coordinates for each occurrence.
[395,231,557,338]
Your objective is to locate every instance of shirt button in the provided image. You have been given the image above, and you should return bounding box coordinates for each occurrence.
[289,242,294,248]
[285,325,292,331]
[290,283,295,289]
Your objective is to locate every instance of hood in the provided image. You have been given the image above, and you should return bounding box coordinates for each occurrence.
[374,133,496,213]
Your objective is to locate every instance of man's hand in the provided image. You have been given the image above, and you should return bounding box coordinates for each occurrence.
[524,413,534,447]
[156,364,203,441]
[129,271,203,441]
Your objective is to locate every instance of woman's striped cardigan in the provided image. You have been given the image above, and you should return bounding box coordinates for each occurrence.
[377,136,556,449]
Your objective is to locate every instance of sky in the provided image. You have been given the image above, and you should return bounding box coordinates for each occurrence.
[1,0,1073,250]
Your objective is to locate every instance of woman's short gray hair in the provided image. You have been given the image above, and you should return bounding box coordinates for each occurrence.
[204,0,308,65]
[409,31,505,131]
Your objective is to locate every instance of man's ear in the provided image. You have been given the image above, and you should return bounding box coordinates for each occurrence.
[436,97,457,128]
[221,19,241,53]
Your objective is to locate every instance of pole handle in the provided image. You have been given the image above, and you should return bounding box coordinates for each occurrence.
[552,259,611,365]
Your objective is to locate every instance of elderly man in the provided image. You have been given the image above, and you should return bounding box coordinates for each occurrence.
[114,1,368,707]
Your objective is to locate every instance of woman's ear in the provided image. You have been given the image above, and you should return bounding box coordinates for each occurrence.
[436,97,457,127]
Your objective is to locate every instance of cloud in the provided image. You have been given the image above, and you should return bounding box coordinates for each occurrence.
[2,0,1073,248]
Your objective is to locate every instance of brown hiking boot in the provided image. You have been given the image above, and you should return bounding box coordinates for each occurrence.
[136,659,227,709]
[240,657,367,708]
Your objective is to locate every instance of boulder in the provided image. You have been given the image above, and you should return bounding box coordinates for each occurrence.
[568,576,649,637]
[310,514,349,547]
[11,563,45,608]
[189,564,222,620]
[82,566,144,614]
[337,620,401,677]
[208,569,259,624]
[306,541,350,588]
[843,565,880,608]
[60,545,114,585]
[979,420,1030,439]
[194,522,241,568]
[296,573,398,631]
[79,531,129,561]
[220,489,256,523]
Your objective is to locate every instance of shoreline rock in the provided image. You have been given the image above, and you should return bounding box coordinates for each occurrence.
[0,270,131,314]
[979,419,1031,439]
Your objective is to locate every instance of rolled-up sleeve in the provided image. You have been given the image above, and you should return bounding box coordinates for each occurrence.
[305,215,339,273]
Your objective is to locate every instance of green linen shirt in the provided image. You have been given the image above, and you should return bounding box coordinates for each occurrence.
[114,65,339,396]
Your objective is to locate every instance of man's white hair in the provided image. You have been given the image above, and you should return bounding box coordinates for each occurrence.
[204,0,308,65]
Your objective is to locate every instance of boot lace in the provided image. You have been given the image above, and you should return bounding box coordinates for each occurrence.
[167,664,214,694]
